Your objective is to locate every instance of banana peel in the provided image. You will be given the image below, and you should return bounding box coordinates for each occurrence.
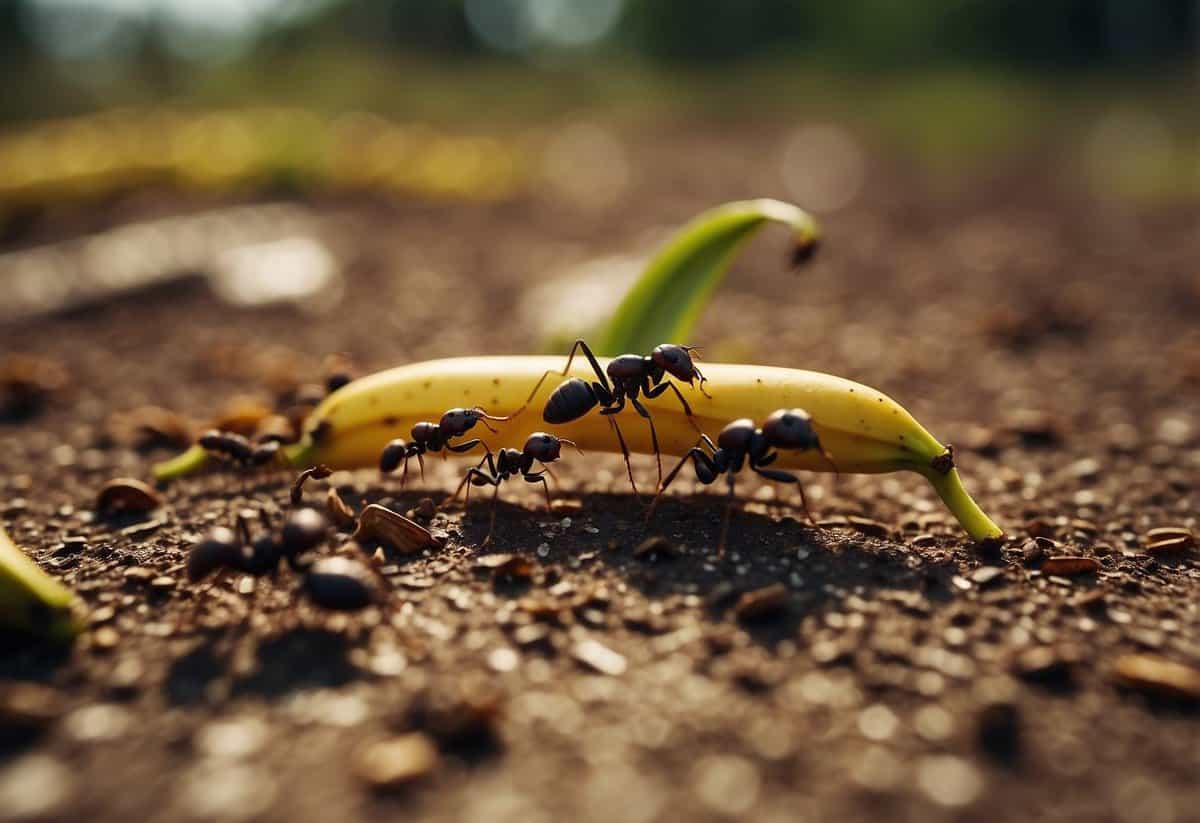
[0,525,82,642]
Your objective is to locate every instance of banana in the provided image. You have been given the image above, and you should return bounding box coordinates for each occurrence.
[0,525,82,641]
[249,356,998,541]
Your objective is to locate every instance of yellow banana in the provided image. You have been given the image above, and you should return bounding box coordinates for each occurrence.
[228,356,999,541]
[0,525,82,641]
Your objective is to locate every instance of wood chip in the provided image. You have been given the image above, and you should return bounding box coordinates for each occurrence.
[571,638,627,676]
[1041,556,1099,575]
[1113,654,1200,701]
[325,488,358,529]
[352,504,440,554]
[355,733,440,790]
[96,478,162,516]
[734,583,790,621]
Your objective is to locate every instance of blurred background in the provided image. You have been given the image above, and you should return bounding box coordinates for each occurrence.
[0,0,1197,332]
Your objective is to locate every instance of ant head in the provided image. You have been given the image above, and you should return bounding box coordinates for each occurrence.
[762,408,820,450]
[439,407,479,436]
[717,418,756,452]
[523,432,562,463]
[411,421,439,443]
[650,344,699,382]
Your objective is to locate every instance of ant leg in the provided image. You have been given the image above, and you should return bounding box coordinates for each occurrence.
[446,451,496,508]
[646,446,718,525]
[513,339,611,417]
[485,481,502,547]
[446,439,483,454]
[415,451,426,482]
[607,415,641,501]
[629,395,663,488]
[399,454,410,489]
[523,471,552,511]
[643,379,705,435]
[752,466,816,525]
[718,472,737,558]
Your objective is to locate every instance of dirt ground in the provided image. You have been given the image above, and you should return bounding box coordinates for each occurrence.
[1,123,1199,823]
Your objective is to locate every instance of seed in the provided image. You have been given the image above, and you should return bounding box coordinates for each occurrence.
[734,583,789,622]
[1041,556,1099,575]
[280,508,328,557]
[355,734,439,790]
[325,488,357,528]
[186,527,241,582]
[1143,527,1194,546]
[352,504,440,554]
[1113,654,1200,701]
[95,478,161,516]
[304,557,380,611]
[1145,536,1194,556]
[572,638,627,676]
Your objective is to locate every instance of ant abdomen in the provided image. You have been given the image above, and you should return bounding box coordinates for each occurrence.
[544,378,597,424]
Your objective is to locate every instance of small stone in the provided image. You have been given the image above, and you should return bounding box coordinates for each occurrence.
[122,566,156,584]
[61,703,132,743]
[857,703,899,741]
[487,647,520,673]
[734,583,789,622]
[96,478,162,517]
[412,498,436,522]
[1013,647,1077,688]
[970,567,1006,587]
[1113,654,1200,702]
[916,755,984,808]
[0,755,72,820]
[572,638,627,676]
[693,754,760,816]
[304,557,381,611]
[0,684,63,736]
[92,626,120,649]
[634,536,677,561]
[150,576,176,591]
[195,716,269,759]
[356,734,439,790]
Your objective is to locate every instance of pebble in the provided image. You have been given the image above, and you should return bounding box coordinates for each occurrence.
[0,755,73,820]
[122,566,156,584]
[487,647,520,673]
[1014,647,1077,688]
[734,583,789,622]
[178,762,277,821]
[916,755,984,808]
[572,639,627,676]
[61,703,132,743]
[91,626,120,650]
[195,716,269,759]
[0,684,63,736]
[304,556,380,611]
[1113,654,1200,702]
[355,734,440,790]
[692,754,761,816]
[857,703,899,741]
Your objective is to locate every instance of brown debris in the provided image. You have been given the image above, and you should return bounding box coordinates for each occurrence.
[1113,654,1200,702]
[734,583,790,622]
[571,638,627,676]
[208,394,273,437]
[634,536,678,561]
[0,353,69,420]
[107,405,194,450]
[846,516,891,538]
[325,487,358,529]
[96,478,162,517]
[1041,556,1099,576]
[355,733,440,790]
[0,683,64,735]
[353,504,441,554]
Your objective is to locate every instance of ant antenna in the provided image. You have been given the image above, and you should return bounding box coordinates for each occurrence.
[557,438,585,456]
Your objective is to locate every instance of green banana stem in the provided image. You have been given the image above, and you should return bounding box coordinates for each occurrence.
[153,444,208,481]
[916,465,1003,541]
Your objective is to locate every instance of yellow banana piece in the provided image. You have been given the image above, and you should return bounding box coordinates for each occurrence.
[256,356,1000,541]
[0,525,82,641]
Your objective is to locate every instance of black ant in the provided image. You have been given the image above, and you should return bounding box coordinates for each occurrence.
[378,407,507,486]
[646,408,837,556]
[514,339,709,498]
[448,432,581,546]
[199,429,280,469]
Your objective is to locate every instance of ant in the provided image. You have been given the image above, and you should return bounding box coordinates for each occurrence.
[379,407,507,486]
[199,429,281,469]
[514,339,709,498]
[646,408,837,556]
[185,507,331,626]
[448,432,581,546]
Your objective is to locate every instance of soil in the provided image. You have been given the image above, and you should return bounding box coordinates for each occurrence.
[1,123,1199,823]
